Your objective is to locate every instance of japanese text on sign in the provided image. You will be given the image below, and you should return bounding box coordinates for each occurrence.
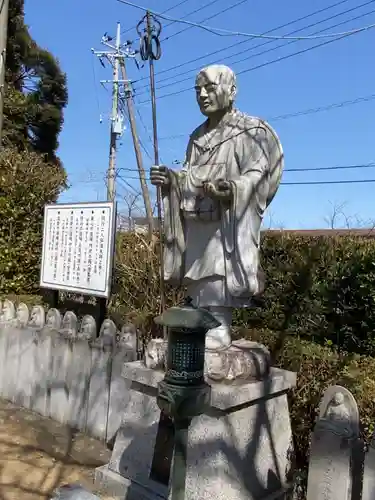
[40,202,116,298]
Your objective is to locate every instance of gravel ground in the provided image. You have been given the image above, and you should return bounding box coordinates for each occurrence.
[0,398,113,499]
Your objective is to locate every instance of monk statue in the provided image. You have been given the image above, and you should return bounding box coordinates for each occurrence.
[150,64,284,352]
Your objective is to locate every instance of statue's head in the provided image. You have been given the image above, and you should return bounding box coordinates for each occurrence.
[195,64,236,117]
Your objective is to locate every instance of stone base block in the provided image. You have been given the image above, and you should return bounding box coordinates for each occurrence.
[94,361,296,500]
[95,465,165,499]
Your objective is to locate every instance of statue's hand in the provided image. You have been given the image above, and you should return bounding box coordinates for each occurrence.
[203,179,232,200]
[150,165,170,189]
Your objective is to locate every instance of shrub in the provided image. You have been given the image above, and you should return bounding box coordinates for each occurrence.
[111,232,184,340]
[0,147,66,294]
[236,233,375,355]
[111,232,375,353]
[252,329,375,491]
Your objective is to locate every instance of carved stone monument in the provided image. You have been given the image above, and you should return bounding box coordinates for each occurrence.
[68,315,97,430]
[61,311,78,338]
[306,385,359,500]
[0,299,15,322]
[46,308,62,331]
[363,430,375,500]
[95,65,295,500]
[78,315,97,341]
[16,302,29,327]
[28,305,45,329]
[149,63,283,379]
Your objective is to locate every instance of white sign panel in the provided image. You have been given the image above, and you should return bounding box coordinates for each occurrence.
[40,201,116,298]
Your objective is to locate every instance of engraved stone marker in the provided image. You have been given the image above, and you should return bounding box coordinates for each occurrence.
[46,308,62,331]
[61,311,78,338]
[49,311,76,424]
[362,431,375,500]
[306,385,359,500]
[15,303,41,407]
[0,299,15,322]
[78,315,97,341]
[86,319,117,439]
[99,318,117,339]
[68,316,96,430]
[16,302,29,327]
[29,305,45,329]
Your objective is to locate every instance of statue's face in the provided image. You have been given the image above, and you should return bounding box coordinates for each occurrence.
[195,67,236,117]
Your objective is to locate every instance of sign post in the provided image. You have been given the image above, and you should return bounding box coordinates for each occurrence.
[40,201,117,329]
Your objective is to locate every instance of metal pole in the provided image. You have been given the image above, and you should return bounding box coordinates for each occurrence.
[146,10,166,320]
[171,419,190,500]
[0,0,10,148]
[120,59,154,237]
[107,22,121,202]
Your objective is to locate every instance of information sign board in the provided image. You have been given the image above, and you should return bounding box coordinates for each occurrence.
[40,201,116,298]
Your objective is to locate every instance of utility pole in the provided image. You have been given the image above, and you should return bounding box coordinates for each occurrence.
[107,23,120,202]
[92,24,155,237]
[92,24,123,202]
[120,60,154,235]
[0,0,10,148]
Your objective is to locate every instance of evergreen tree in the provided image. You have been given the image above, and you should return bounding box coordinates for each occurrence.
[3,0,68,164]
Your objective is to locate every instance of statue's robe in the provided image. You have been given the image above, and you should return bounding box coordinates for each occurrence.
[162,109,284,308]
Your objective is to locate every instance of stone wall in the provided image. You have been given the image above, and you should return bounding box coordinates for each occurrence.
[0,299,138,442]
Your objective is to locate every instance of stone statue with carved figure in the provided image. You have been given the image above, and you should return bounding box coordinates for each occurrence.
[150,64,284,379]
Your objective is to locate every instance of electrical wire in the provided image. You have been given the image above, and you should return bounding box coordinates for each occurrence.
[91,56,102,115]
[133,0,353,84]
[118,98,154,161]
[103,175,375,186]
[76,174,375,186]
[156,93,375,140]
[121,0,194,36]
[135,0,375,94]
[161,0,251,42]
[283,179,375,185]
[117,0,375,40]
[76,161,375,178]
[162,0,224,32]
[113,162,375,174]
[138,22,375,102]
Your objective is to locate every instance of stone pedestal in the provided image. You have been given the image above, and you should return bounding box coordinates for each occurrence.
[95,361,296,500]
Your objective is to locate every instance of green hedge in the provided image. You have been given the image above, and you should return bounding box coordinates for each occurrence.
[112,232,375,354]
[0,148,66,295]
[252,233,375,355]
[252,328,375,496]
[3,213,375,354]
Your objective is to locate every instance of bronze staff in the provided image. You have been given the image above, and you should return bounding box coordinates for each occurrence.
[137,11,166,323]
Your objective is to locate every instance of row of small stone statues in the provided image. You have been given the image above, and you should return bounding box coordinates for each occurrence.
[0,299,137,348]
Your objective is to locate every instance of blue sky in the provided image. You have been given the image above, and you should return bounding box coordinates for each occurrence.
[25,0,375,228]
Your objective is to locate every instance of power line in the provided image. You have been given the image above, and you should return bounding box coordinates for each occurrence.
[162,0,223,32]
[156,92,375,140]
[101,173,375,186]
[118,97,153,161]
[117,0,375,40]
[135,1,375,94]
[110,162,375,174]
[133,0,353,84]
[121,0,193,36]
[283,179,375,185]
[139,21,375,102]
[161,0,251,42]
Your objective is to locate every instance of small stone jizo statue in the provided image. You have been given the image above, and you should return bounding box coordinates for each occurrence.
[150,64,284,350]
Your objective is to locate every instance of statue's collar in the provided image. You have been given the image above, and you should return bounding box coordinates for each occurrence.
[192,109,242,152]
